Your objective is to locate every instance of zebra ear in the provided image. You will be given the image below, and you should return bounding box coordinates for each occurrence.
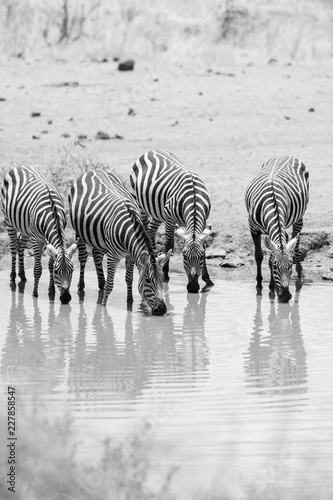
[200,226,211,242]
[156,249,172,267]
[286,236,298,253]
[264,236,277,252]
[139,251,149,267]
[68,243,77,257]
[175,227,186,240]
[46,243,59,257]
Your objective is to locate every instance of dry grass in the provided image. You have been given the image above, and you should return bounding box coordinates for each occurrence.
[0,0,332,64]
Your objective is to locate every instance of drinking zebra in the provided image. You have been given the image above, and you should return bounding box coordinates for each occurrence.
[130,150,213,293]
[245,155,309,302]
[1,165,77,304]
[68,169,169,314]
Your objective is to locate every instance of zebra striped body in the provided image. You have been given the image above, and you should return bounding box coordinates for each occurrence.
[1,165,77,303]
[245,155,309,302]
[130,150,213,293]
[68,170,169,314]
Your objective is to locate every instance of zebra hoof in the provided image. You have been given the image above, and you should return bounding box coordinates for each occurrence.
[10,281,16,292]
[78,290,85,302]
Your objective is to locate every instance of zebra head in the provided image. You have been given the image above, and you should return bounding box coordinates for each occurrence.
[176,226,211,293]
[46,243,77,304]
[137,250,171,315]
[264,236,298,302]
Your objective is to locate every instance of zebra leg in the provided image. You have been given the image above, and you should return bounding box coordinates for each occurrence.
[102,254,118,306]
[77,238,88,291]
[268,255,275,300]
[251,231,264,294]
[202,251,214,288]
[125,256,135,304]
[48,256,55,299]
[32,240,43,298]
[6,225,18,284]
[18,235,28,282]
[292,218,303,278]
[92,249,105,290]
[163,219,175,282]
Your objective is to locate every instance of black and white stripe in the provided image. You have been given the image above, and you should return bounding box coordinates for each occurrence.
[68,169,169,314]
[1,165,77,303]
[245,155,309,302]
[130,150,213,293]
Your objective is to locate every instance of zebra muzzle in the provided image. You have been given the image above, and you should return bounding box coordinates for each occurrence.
[278,287,292,303]
[151,301,167,316]
[60,288,72,304]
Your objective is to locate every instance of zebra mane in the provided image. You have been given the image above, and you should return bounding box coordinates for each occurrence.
[46,186,65,254]
[124,201,156,264]
[269,180,285,250]
[188,171,197,243]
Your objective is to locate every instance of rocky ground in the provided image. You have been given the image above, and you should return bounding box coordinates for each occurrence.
[0,60,332,286]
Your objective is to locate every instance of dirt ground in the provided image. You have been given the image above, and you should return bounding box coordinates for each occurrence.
[0,60,332,286]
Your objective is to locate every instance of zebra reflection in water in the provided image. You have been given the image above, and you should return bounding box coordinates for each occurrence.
[243,292,308,408]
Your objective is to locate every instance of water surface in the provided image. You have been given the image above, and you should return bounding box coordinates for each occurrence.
[0,268,332,499]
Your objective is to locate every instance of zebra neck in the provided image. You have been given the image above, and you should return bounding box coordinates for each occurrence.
[38,212,65,251]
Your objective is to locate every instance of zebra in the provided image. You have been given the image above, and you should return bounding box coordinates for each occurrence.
[245,155,309,302]
[130,150,213,293]
[68,169,170,314]
[1,165,77,304]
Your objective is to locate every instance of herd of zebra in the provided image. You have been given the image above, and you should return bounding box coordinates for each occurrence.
[0,150,309,314]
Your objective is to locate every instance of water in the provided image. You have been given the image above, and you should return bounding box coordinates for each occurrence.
[0,267,333,499]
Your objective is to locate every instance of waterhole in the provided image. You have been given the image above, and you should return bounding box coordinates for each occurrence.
[0,268,332,499]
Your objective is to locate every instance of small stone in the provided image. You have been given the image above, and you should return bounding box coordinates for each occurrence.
[322,273,333,281]
[219,257,244,268]
[41,130,48,134]
[308,107,315,112]
[32,135,40,139]
[118,59,135,71]
[95,130,110,140]
[128,108,136,116]
[61,133,70,138]
[31,111,41,117]
[0,97,6,101]
[47,120,53,125]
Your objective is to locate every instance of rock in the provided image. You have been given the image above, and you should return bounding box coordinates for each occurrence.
[327,248,333,258]
[118,60,135,71]
[308,107,315,112]
[31,112,41,117]
[0,97,6,101]
[219,257,245,268]
[61,133,70,138]
[206,248,226,259]
[321,273,333,281]
[268,58,278,65]
[41,130,48,134]
[128,108,136,116]
[48,120,53,125]
[95,130,110,140]
[32,135,40,139]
